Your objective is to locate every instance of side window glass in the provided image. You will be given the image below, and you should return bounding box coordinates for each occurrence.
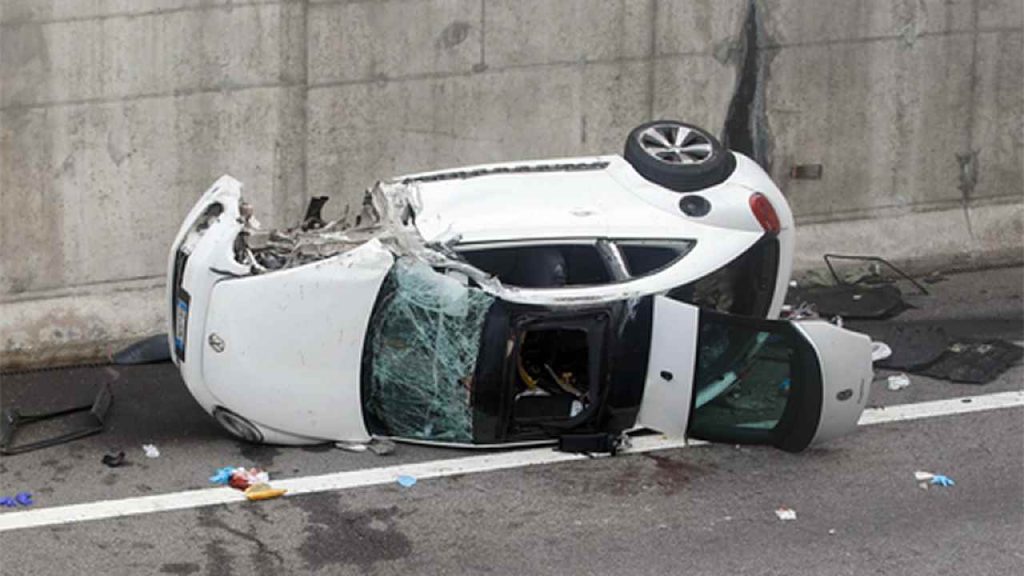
[617,241,694,277]
[458,244,611,288]
[689,316,797,444]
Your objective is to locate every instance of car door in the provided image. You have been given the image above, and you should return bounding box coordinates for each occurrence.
[637,296,872,452]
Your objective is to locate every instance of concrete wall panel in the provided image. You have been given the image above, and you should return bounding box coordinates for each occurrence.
[307,60,653,206]
[0,1,278,23]
[1,87,306,295]
[760,0,974,46]
[971,30,1023,200]
[308,0,481,85]
[1,3,304,107]
[766,35,974,220]
[484,0,652,67]
[655,0,747,56]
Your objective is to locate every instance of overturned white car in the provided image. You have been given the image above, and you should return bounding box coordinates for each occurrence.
[168,121,872,452]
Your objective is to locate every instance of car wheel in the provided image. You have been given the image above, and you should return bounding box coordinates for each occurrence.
[624,120,736,193]
[212,406,264,443]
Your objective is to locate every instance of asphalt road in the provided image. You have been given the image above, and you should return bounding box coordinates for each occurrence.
[1,266,1021,575]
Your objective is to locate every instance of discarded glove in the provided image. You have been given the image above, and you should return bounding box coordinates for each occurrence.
[930,474,955,487]
[209,466,236,485]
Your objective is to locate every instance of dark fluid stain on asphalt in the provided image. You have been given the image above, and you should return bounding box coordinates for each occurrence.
[198,505,284,576]
[293,492,412,570]
[203,539,235,576]
[237,442,281,467]
[643,452,712,494]
[160,563,200,575]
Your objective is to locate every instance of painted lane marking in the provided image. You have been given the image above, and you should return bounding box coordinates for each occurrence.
[0,390,1020,533]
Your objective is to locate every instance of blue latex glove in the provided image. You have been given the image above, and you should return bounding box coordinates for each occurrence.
[15,492,33,506]
[930,474,955,487]
[209,466,236,485]
[0,497,16,508]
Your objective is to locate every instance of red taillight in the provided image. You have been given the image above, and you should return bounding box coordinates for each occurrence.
[749,193,780,235]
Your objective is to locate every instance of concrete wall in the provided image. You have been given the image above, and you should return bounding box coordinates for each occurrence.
[1,0,1021,368]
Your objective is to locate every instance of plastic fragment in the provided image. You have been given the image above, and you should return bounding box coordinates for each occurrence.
[397,475,417,488]
[367,438,396,456]
[15,492,33,506]
[142,444,160,458]
[887,373,911,391]
[334,441,369,453]
[229,475,251,491]
[244,483,287,501]
[915,470,954,488]
[775,507,796,521]
[102,451,126,468]
[209,466,236,485]
[871,341,893,362]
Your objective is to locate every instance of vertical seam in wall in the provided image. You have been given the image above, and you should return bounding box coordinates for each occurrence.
[300,0,310,208]
[646,0,657,120]
[479,0,486,68]
[962,0,980,238]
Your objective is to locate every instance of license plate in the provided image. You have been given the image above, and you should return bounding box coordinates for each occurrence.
[174,291,190,360]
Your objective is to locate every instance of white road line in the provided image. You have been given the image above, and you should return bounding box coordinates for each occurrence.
[0,390,1020,533]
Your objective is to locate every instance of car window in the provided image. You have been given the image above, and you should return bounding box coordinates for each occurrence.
[457,244,612,288]
[617,241,694,277]
[688,317,800,445]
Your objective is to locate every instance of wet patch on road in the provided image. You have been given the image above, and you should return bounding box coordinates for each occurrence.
[293,492,412,571]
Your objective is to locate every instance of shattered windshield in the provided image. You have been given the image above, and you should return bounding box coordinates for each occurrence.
[365,259,495,442]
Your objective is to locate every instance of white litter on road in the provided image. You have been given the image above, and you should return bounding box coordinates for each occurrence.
[0,390,1021,533]
[887,373,911,391]
[142,444,160,459]
[775,507,797,521]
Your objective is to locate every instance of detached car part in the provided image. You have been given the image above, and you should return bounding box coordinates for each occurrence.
[0,384,112,455]
[167,120,873,452]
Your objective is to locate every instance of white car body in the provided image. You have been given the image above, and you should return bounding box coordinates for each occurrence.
[168,149,872,451]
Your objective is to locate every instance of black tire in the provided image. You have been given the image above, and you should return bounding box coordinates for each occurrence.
[623,120,736,193]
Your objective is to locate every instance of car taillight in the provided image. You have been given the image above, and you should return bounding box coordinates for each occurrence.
[749,193,780,235]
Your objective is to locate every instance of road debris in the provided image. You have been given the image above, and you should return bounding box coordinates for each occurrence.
[915,470,955,488]
[775,507,797,521]
[886,373,911,391]
[334,441,369,453]
[142,444,160,458]
[102,451,126,467]
[871,341,892,362]
[0,383,113,455]
[111,334,172,365]
[367,438,396,456]
[209,467,235,484]
[1,492,33,508]
[244,483,287,501]
[397,475,417,488]
[918,340,1023,384]
[209,466,284,499]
